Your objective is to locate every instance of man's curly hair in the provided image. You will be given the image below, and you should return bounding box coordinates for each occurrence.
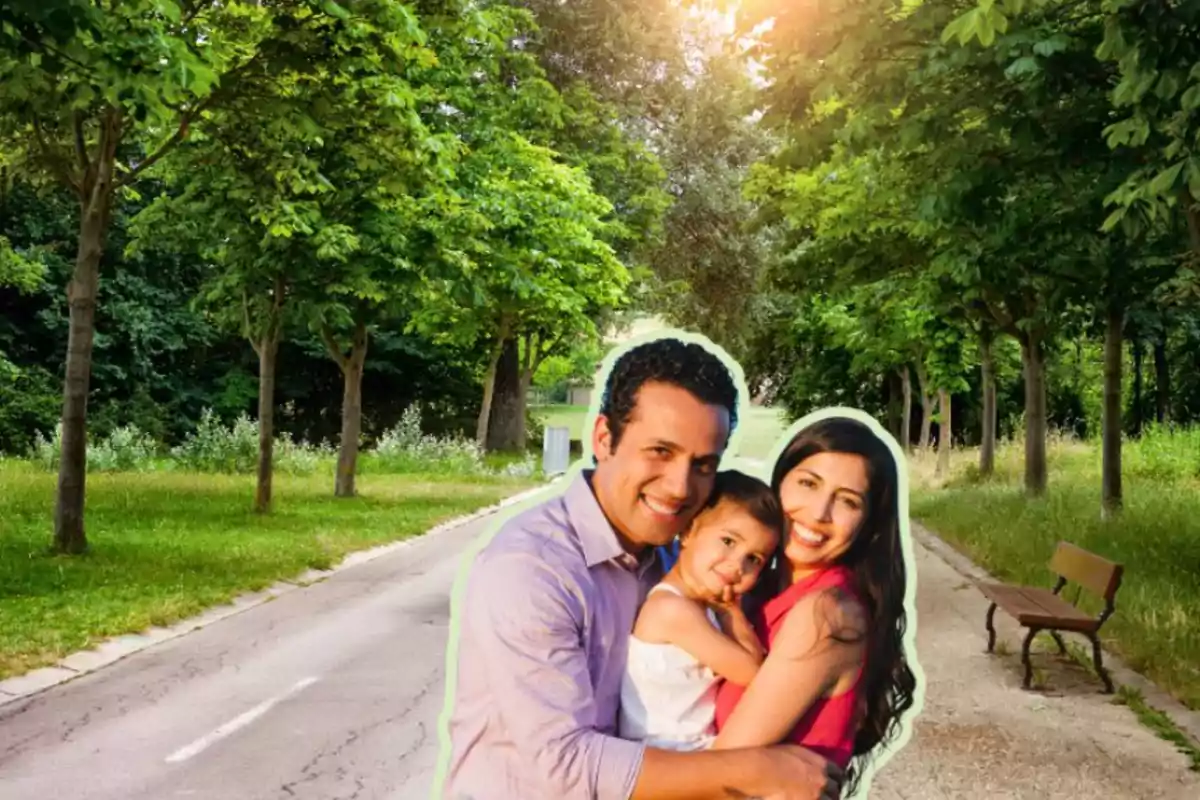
[598,337,740,452]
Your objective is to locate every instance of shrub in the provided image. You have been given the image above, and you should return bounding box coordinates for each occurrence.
[172,409,335,475]
[276,432,336,476]
[89,424,159,472]
[370,403,488,476]
[172,410,259,473]
[31,422,159,472]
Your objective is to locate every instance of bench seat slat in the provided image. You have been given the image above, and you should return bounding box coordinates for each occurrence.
[978,582,1099,633]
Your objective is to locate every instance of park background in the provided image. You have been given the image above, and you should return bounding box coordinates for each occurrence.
[1,0,1199,773]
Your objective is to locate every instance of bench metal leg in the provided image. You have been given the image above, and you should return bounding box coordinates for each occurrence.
[985,603,998,652]
[1021,627,1040,689]
[1050,631,1068,655]
[1088,632,1115,694]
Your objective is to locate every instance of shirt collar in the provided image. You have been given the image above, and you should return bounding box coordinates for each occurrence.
[565,469,658,576]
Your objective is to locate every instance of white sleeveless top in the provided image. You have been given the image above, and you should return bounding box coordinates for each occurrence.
[618,583,722,751]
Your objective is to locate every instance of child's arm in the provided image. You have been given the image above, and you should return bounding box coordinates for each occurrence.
[711,591,764,663]
[633,593,765,686]
[711,587,867,750]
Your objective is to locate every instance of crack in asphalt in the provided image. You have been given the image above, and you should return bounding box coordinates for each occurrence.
[276,681,435,798]
[394,721,428,765]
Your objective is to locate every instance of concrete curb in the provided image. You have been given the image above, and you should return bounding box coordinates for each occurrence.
[911,518,1200,750]
[0,482,551,710]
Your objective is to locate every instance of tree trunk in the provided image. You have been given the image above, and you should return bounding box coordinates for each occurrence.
[486,337,524,452]
[252,276,286,515]
[980,331,996,477]
[475,319,511,447]
[1154,331,1170,425]
[885,371,903,443]
[1102,304,1124,517]
[255,330,281,514]
[935,389,952,478]
[1132,337,1144,436]
[53,111,122,555]
[476,344,502,447]
[327,319,369,498]
[915,362,933,449]
[900,366,913,453]
[1019,334,1048,497]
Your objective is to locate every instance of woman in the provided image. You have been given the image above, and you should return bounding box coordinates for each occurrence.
[711,415,919,798]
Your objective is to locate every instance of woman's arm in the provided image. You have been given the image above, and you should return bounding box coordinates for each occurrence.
[711,588,867,750]
[636,593,765,686]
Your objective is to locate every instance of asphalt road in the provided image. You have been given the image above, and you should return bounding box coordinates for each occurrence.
[0,511,499,800]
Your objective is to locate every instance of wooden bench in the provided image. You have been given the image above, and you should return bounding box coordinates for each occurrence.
[978,541,1124,693]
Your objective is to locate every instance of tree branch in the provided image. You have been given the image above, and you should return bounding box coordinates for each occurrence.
[521,331,535,374]
[116,41,270,188]
[980,288,1021,339]
[117,105,201,187]
[31,115,80,194]
[72,111,90,174]
[243,291,262,359]
[320,321,351,373]
[352,316,370,368]
[532,332,563,375]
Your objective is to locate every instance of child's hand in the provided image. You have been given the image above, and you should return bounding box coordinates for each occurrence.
[709,585,743,611]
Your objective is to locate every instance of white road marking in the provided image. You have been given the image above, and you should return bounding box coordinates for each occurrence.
[165,677,320,764]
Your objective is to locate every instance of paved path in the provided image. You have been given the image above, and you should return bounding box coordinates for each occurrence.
[865,525,1200,799]
[0,511,489,800]
[2,503,1197,799]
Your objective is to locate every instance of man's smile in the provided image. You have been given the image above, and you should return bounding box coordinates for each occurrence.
[640,494,684,520]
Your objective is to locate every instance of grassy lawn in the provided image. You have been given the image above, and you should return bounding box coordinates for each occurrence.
[533,404,789,461]
[908,427,1200,710]
[0,464,538,680]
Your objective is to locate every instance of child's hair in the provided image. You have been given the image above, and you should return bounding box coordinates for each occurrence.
[693,469,786,541]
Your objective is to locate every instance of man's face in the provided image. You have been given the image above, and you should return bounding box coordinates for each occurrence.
[591,380,731,553]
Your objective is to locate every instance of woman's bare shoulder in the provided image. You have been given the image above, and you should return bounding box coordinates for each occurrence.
[774,583,868,653]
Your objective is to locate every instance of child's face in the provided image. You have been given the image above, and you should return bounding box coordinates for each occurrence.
[678,499,779,599]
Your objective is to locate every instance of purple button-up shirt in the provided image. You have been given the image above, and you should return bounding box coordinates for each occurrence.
[440,470,662,799]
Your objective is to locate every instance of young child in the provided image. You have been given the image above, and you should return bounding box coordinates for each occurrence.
[618,470,784,751]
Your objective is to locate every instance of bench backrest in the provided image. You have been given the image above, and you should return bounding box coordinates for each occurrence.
[1049,541,1123,601]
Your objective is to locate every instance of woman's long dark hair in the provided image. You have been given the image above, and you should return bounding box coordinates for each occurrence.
[748,416,918,798]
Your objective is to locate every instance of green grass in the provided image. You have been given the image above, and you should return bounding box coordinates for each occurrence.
[909,425,1200,711]
[532,404,790,461]
[0,463,538,680]
[1114,686,1200,771]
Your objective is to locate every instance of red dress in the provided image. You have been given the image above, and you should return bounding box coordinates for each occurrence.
[713,565,863,768]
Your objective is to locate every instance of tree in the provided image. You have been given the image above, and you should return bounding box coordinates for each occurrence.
[412,133,630,451]
[739,0,1168,499]
[941,0,1195,509]
[0,0,336,550]
[131,0,446,510]
[640,32,781,364]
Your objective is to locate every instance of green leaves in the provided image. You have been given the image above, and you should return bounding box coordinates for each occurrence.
[320,1,351,21]
[1032,34,1071,56]
[1004,56,1040,79]
[0,235,46,293]
[942,5,1009,47]
[411,127,628,351]
[1147,162,1185,197]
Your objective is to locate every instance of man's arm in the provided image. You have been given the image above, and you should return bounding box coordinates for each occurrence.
[465,550,645,799]
[466,551,841,800]
[632,745,842,800]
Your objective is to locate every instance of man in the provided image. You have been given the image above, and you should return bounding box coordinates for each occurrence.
[438,336,842,800]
